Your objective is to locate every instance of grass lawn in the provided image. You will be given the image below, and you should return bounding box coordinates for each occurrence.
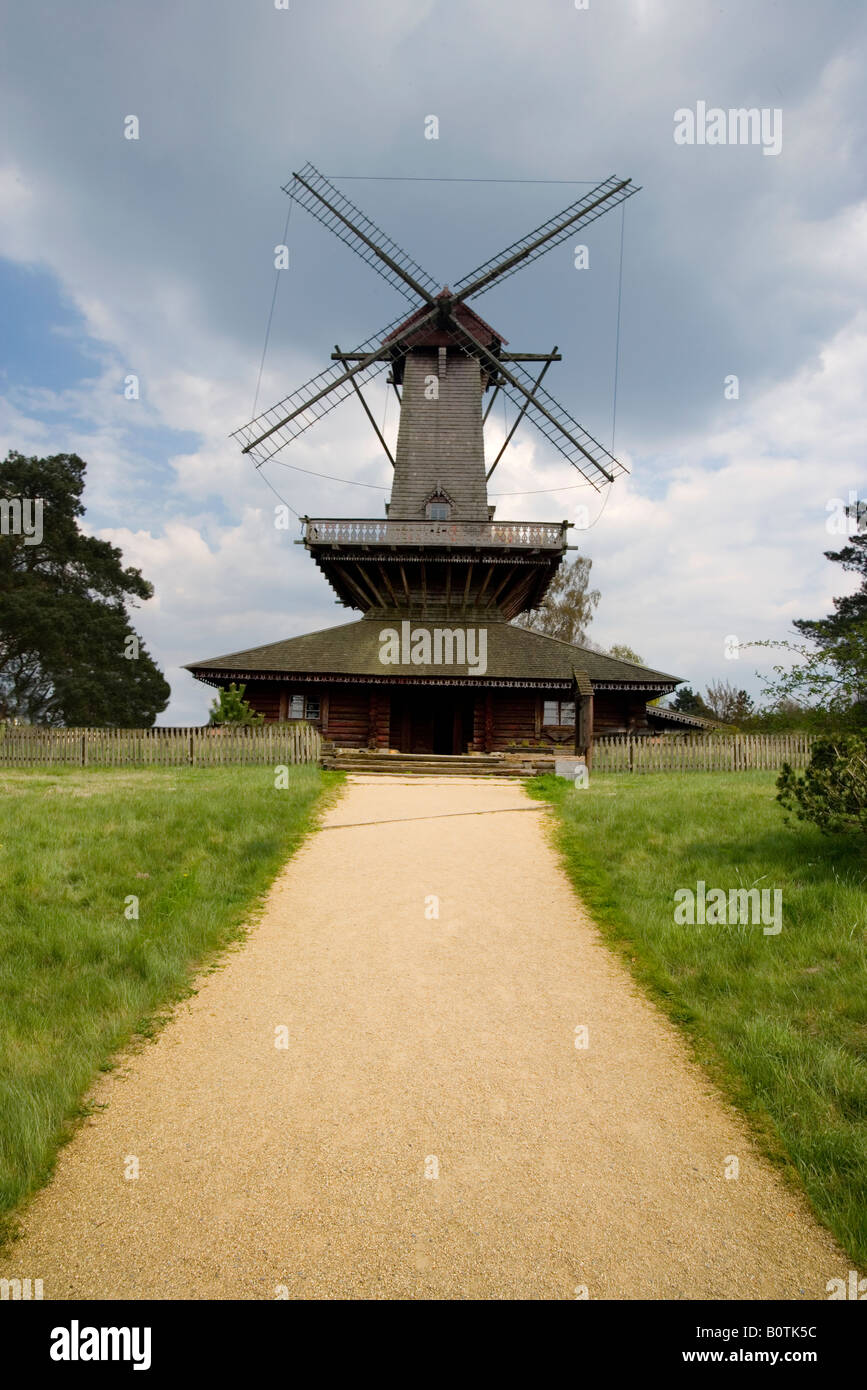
[0,764,337,1244]
[530,770,867,1267]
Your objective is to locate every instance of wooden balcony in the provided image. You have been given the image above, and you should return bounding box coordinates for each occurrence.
[303,518,569,550]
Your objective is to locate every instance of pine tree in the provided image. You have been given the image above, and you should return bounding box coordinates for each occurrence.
[0,451,170,726]
[208,682,264,726]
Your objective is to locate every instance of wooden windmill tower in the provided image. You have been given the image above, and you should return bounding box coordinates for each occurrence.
[188,165,681,761]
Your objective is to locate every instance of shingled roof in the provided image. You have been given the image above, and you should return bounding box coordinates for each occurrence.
[186,617,682,687]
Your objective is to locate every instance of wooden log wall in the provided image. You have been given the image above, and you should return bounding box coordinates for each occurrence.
[324,687,370,748]
[591,691,653,735]
[491,692,537,749]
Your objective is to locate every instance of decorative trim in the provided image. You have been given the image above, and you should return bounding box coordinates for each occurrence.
[592,681,677,692]
[422,485,457,510]
[188,669,575,690]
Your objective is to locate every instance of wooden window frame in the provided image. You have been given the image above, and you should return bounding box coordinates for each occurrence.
[285,691,321,723]
[542,698,576,728]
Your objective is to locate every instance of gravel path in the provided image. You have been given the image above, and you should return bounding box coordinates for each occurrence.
[2,775,847,1300]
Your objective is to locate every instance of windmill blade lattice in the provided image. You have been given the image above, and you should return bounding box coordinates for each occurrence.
[444,319,625,490]
[233,311,408,467]
[453,176,638,302]
[497,368,626,490]
[285,163,441,304]
[237,160,637,488]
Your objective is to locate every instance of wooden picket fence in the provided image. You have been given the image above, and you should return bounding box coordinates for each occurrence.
[0,723,322,767]
[593,732,813,774]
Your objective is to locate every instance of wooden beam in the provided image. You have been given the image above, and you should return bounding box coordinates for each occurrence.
[355,562,385,607]
[367,690,379,749]
[377,561,400,607]
[500,352,562,362]
[334,563,372,610]
[331,350,391,361]
[462,562,474,610]
[573,669,594,766]
[500,570,536,619]
[482,381,501,423]
[581,691,594,766]
[335,345,394,467]
[330,351,561,363]
[486,350,556,481]
[477,564,495,603]
[518,570,542,610]
[486,566,516,608]
[398,562,411,602]
[484,691,494,753]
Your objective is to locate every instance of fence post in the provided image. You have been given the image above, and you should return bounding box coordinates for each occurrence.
[189,731,195,766]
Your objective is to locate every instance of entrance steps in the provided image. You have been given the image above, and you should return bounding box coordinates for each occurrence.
[321,747,557,778]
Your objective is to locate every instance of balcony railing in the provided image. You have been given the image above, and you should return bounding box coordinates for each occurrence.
[303,518,568,549]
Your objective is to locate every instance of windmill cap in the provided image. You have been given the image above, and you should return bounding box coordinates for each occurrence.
[384,296,507,348]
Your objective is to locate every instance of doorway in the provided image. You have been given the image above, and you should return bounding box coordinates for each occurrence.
[390,691,475,754]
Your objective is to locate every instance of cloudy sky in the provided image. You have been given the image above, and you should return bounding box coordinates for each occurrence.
[1,0,865,722]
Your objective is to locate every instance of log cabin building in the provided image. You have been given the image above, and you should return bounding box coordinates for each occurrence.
[187,297,683,758]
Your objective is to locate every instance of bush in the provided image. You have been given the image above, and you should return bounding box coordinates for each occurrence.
[777,734,867,837]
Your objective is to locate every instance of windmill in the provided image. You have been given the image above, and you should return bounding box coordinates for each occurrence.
[188,164,680,763]
[233,161,639,496]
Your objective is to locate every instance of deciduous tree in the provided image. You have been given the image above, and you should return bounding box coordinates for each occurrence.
[514,555,600,645]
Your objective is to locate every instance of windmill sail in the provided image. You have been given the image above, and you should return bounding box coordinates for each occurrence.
[233,311,408,467]
[286,163,440,304]
[453,176,638,301]
[496,370,625,488]
[239,163,635,485]
[442,318,624,489]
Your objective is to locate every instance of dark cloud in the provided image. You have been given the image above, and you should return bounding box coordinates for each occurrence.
[1,0,865,720]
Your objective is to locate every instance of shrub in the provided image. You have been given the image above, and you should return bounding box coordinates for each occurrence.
[777,734,867,837]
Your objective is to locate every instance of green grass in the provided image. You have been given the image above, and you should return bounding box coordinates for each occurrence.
[529,771,867,1266]
[0,764,337,1243]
